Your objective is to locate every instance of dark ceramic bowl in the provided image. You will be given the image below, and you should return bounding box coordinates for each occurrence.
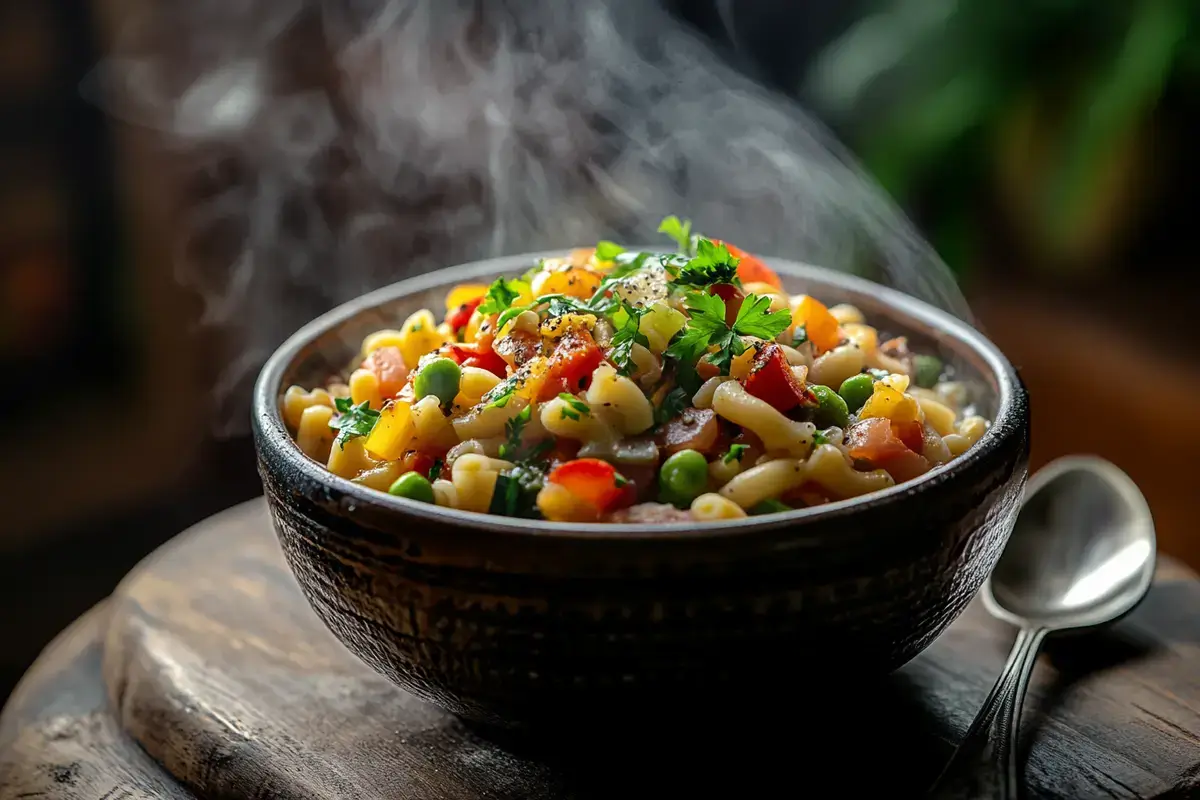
[252,253,1030,730]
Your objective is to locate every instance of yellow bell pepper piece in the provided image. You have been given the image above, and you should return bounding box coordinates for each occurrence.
[531,265,603,300]
[364,400,415,461]
[859,379,921,425]
[444,283,489,313]
[791,295,841,353]
[514,356,552,401]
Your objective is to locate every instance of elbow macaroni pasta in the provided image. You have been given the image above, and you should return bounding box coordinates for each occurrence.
[282,218,994,522]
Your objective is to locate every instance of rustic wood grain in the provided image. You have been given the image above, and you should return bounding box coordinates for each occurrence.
[0,602,197,799]
[5,498,1200,798]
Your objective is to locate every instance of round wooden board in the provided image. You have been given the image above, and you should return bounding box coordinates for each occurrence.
[10,498,1200,799]
[0,603,196,799]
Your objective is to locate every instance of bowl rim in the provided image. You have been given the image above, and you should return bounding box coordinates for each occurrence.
[252,250,1025,541]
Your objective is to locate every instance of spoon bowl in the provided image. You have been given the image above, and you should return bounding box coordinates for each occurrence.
[983,455,1156,632]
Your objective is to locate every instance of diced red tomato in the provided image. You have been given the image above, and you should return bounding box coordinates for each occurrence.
[547,458,636,514]
[401,450,437,479]
[445,296,484,333]
[361,346,410,398]
[741,343,817,413]
[709,282,744,326]
[715,241,783,289]
[892,419,925,453]
[539,328,605,399]
[845,418,930,482]
[462,349,509,378]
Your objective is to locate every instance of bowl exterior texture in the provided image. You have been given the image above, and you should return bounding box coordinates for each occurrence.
[258,409,1027,728]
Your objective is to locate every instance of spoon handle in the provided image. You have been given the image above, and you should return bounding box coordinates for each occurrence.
[999,628,1048,798]
[928,627,1048,798]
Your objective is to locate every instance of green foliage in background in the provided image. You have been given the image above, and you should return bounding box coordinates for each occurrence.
[806,0,1197,275]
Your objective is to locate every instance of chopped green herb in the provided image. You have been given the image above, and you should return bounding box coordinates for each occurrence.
[329,397,381,448]
[609,302,651,376]
[594,240,625,261]
[477,277,524,316]
[657,215,694,254]
[674,237,740,287]
[499,405,534,460]
[723,443,749,464]
[750,499,792,515]
[813,430,830,446]
[484,376,519,408]
[792,325,809,348]
[496,303,535,330]
[558,392,590,422]
[428,458,444,483]
[654,385,691,427]
[558,393,590,415]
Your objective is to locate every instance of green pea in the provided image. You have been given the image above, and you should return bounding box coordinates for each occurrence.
[838,373,875,413]
[810,384,850,428]
[413,357,461,406]
[388,471,435,503]
[658,449,709,508]
[750,499,792,515]
[913,354,943,389]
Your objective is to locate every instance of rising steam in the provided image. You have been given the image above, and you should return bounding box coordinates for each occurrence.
[86,0,967,438]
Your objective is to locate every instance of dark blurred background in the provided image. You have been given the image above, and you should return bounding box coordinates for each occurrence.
[2,0,1197,702]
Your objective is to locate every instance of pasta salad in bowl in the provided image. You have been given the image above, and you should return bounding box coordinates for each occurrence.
[252,215,1029,730]
[277,217,991,523]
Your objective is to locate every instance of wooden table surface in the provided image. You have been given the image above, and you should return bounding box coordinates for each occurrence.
[2,498,1199,799]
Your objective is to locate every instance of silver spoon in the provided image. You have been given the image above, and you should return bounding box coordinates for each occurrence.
[930,455,1156,799]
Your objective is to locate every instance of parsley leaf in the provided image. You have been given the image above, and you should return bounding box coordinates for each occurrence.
[733,294,792,340]
[428,458,444,482]
[594,241,625,261]
[665,291,745,375]
[329,397,380,448]
[654,385,691,426]
[477,278,523,316]
[723,443,749,464]
[674,237,740,287]
[792,324,809,348]
[609,303,650,376]
[813,430,830,447]
[657,215,694,254]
